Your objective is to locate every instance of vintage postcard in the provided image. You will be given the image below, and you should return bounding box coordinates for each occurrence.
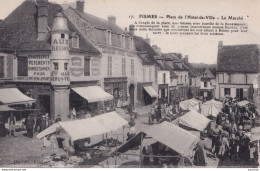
[0,0,259,169]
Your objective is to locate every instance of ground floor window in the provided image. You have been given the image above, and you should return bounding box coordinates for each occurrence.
[224,88,231,96]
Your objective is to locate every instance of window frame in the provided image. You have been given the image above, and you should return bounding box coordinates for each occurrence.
[131,59,134,76]
[0,56,4,78]
[17,56,28,76]
[84,57,90,76]
[122,58,126,76]
[224,88,231,96]
[108,56,112,76]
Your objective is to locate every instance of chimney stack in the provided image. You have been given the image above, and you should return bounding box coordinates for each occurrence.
[108,15,116,24]
[144,34,150,45]
[76,0,85,13]
[152,45,161,55]
[184,55,189,62]
[218,40,223,49]
[129,24,135,35]
[37,0,49,41]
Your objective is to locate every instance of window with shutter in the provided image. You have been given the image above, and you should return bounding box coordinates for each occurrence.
[17,57,28,76]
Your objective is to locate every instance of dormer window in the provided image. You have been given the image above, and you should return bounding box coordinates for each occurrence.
[130,37,134,50]
[107,30,112,45]
[71,34,79,48]
[121,34,125,48]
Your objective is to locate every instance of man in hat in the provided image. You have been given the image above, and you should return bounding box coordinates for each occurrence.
[55,114,62,123]
[7,113,16,136]
[34,112,42,133]
[26,114,35,138]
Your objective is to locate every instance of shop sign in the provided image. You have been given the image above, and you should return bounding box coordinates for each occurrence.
[16,54,51,82]
[51,38,69,51]
[71,56,84,77]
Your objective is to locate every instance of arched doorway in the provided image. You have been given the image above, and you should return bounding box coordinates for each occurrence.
[129,84,135,107]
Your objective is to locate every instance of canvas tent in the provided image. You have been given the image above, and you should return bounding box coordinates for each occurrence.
[201,99,223,117]
[237,100,252,107]
[0,88,36,105]
[179,99,200,111]
[117,121,199,158]
[174,110,211,132]
[37,111,128,141]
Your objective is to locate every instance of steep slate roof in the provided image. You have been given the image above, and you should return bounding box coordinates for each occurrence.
[164,62,178,78]
[217,44,260,73]
[201,68,215,79]
[132,35,169,70]
[182,60,200,77]
[0,0,99,54]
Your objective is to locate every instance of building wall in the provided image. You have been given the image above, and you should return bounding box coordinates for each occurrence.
[171,78,177,87]
[157,70,170,85]
[99,46,139,106]
[216,72,256,100]
[0,53,13,79]
[175,71,189,85]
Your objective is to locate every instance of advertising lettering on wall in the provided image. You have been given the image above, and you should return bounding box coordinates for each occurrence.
[51,39,69,51]
[16,55,51,82]
[71,56,84,77]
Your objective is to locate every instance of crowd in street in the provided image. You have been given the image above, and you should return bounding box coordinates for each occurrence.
[209,97,259,166]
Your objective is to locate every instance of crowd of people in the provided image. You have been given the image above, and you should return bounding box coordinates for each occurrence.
[209,97,259,165]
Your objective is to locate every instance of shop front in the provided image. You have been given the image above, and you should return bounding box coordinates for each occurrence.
[104,77,128,108]
[169,86,178,103]
[137,82,158,106]
[158,84,169,104]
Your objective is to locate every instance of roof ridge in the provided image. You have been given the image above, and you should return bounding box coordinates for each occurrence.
[68,7,127,34]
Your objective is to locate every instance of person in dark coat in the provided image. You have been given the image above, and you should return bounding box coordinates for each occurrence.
[216,112,223,125]
[26,115,35,138]
[0,114,6,137]
[156,105,162,122]
[193,141,206,166]
[34,113,42,133]
[55,114,62,123]
[40,115,47,132]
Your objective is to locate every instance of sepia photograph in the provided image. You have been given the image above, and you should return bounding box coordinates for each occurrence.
[0,0,259,169]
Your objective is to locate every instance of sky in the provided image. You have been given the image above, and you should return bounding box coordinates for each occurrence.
[0,0,259,64]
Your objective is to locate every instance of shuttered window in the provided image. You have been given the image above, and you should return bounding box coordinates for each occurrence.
[84,57,90,76]
[0,56,4,78]
[17,57,28,76]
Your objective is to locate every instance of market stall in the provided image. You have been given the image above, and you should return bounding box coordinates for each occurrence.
[115,121,199,167]
[201,99,223,117]
[179,99,200,111]
[172,110,211,132]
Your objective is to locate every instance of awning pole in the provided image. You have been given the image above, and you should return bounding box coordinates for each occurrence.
[123,126,125,143]
[139,133,143,168]
[115,135,118,167]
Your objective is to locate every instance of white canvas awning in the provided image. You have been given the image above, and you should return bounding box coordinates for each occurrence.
[237,100,252,107]
[201,99,223,117]
[37,111,127,141]
[143,122,199,158]
[143,86,158,98]
[0,88,36,105]
[72,86,113,103]
[0,105,16,112]
[175,110,211,132]
[179,99,200,111]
